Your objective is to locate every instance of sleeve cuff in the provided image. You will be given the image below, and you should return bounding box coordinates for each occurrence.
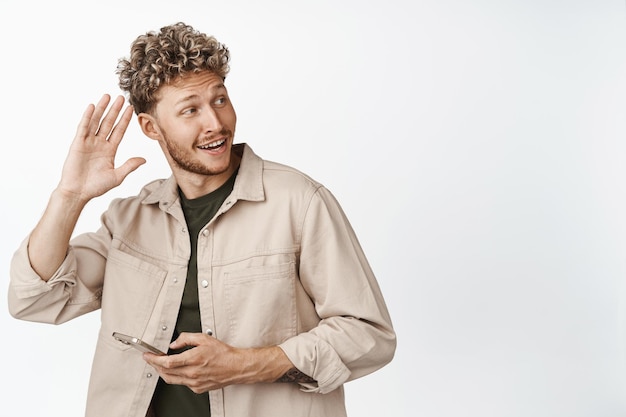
[10,237,77,299]
[278,334,351,394]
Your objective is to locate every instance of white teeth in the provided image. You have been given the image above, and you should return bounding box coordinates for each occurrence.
[199,138,225,149]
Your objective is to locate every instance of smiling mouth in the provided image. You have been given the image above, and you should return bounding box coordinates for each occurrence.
[198,138,226,150]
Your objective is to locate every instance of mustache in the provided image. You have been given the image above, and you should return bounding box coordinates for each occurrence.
[196,129,233,145]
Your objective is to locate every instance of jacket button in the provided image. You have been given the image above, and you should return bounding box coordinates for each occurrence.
[161,325,168,331]
[147,373,153,378]
[201,280,209,288]
[206,329,213,336]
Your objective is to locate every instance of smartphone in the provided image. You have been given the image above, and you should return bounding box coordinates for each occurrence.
[112,332,166,355]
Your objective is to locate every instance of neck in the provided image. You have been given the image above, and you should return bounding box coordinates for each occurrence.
[174,154,240,199]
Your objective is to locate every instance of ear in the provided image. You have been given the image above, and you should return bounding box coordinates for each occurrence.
[137,113,162,141]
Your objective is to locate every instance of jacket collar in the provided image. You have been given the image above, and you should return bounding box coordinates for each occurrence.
[141,143,265,207]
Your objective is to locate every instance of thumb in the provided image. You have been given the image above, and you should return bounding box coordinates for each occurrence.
[170,332,204,350]
[114,157,147,184]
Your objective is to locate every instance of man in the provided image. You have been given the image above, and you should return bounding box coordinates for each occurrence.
[8,22,396,417]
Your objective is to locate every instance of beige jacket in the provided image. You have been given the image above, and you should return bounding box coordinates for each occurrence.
[8,144,396,417]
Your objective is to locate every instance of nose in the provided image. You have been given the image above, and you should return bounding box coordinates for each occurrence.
[202,107,223,133]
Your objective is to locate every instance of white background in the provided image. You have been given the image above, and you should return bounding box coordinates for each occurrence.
[1,1,625,416]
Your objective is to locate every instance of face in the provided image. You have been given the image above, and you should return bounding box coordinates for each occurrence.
[145,71,237,178]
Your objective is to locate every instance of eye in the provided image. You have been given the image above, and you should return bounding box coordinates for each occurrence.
[182,107,197,115]
[214,97,227,106]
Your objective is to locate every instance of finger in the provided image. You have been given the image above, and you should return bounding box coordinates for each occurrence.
[145,349,189,370]
[74,103,96,140]
[88,94,112,137]
[158,369,195,389]
[170,332,207,350]
[107,105,135,149]
[142,352,171,370]
[143,352,159,363]
[95,95,125,138]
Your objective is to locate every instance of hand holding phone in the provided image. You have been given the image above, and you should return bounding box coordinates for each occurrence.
[112,332,166,355]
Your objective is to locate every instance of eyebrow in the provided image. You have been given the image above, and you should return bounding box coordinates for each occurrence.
[174,84,227,106]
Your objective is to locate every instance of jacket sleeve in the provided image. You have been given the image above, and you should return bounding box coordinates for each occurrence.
[8,220,113,325]
[278,186,396,394]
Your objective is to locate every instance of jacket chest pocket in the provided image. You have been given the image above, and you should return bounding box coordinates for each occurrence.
[101,248,167,340]
[223,262,297,347]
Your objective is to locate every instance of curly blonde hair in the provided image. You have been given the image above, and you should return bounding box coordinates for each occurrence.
[117,22,230,114]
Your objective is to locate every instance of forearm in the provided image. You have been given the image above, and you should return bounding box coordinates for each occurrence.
[28,188,87,281]
[146,333,317,392]
[237,346,314,384]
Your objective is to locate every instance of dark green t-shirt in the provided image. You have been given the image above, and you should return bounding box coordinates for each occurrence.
[151,171,237,417]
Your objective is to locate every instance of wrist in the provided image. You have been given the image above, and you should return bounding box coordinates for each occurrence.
[51,187,90,210]
[237,346,294,384]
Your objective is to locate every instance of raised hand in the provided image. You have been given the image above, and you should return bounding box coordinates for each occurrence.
[27,95,147,281]
[57,94,146,203]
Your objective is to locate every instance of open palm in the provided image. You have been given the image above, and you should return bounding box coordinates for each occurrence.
[58,94,146,202]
